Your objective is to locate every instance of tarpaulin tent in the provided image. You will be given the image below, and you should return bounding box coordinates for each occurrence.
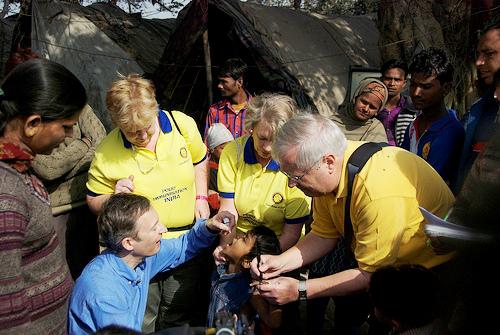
[31,0,176,131]
[0,15,17,80]
[153,0,380,129]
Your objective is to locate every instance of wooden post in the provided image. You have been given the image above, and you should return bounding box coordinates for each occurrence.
[203,29,213,105]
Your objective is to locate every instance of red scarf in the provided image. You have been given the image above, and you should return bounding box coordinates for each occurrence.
[0,140,34,173]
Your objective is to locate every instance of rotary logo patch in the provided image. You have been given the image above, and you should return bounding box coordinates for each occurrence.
[272,192,284,204]
[422,142,431,160]
[180,147,188,159]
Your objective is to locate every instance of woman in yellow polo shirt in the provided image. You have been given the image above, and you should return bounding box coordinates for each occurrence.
[216,93,311,258]
[85,74,210,332]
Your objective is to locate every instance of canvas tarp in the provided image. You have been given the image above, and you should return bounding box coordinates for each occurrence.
[0,15,16,80]
[31,0,175,131]
[154,0,380,125]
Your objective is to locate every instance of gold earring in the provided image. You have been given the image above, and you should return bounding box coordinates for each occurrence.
[26,128,36,137]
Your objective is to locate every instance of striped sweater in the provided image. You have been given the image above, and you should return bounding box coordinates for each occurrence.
[394,96,417,147]
[0,162,72,334]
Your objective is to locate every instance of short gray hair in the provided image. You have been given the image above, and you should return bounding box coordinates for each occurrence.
[245,93,298,137]
[272,112,347,169]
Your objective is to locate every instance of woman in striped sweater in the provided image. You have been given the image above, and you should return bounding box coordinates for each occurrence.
[0,59,87,334]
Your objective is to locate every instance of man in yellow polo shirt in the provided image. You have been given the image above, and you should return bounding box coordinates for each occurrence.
[251,113,456,334]
[86,74,210,332]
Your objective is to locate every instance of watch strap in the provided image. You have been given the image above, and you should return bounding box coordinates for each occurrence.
[298,279,307,301]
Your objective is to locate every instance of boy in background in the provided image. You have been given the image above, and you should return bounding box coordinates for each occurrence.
[206,123,234,214]
[402,47,465,187]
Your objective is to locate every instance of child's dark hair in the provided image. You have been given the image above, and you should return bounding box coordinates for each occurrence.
[244,226,281,262]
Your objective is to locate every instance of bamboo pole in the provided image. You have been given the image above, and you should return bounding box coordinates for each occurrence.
[203,30,213,105]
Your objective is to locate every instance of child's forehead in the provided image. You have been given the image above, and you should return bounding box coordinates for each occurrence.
[245,230,257,244]
[244,231,257,241]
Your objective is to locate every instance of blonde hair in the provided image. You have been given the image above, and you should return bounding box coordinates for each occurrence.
[245,93,298,137]
[106,73,159,131]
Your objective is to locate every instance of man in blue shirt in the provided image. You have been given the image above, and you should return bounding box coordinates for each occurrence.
[68,193,234,333]
[402,47,465,188]
[457,23,500,192]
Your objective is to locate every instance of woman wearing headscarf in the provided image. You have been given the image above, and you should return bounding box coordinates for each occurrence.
[331,78,389,142]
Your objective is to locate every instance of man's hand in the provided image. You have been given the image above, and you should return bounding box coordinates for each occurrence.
[195,199,210,220]
[250,255,285,280]
[114,175,134,194]
[427,236,455,255]
[254,277,299,305]
[206,211,235,235]
[213,245,227,265]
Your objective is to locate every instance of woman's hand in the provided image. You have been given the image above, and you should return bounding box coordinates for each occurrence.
[114,175,135,194]
[195,198,210,220]
[427,236,455,254]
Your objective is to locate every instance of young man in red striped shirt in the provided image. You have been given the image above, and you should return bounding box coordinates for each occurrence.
[204,58,251,140]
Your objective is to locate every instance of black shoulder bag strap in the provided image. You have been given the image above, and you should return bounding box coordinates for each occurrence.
[167,110,183,136]
[344,142,389,251]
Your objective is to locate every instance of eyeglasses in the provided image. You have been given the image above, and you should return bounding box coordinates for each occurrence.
[280,157,323,183]
[125,123,154,140]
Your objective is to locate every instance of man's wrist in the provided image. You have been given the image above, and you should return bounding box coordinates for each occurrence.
[298,279,307,301]
[205,218,219,234]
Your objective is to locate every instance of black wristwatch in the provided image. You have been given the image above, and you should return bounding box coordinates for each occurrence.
[298,279,307,301]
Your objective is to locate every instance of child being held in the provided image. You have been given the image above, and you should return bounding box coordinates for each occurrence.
[208,226,282,332]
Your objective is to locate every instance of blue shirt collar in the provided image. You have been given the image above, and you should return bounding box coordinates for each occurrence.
[215,264,249,281]
[158,109,173,133]
[103,250,143,283]
[430,109,458,132]
[243,136,280,171]
[121,109,172,149]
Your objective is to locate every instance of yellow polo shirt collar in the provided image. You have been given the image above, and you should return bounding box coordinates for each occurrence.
[243,136,280,171]
[121,109,173,149]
